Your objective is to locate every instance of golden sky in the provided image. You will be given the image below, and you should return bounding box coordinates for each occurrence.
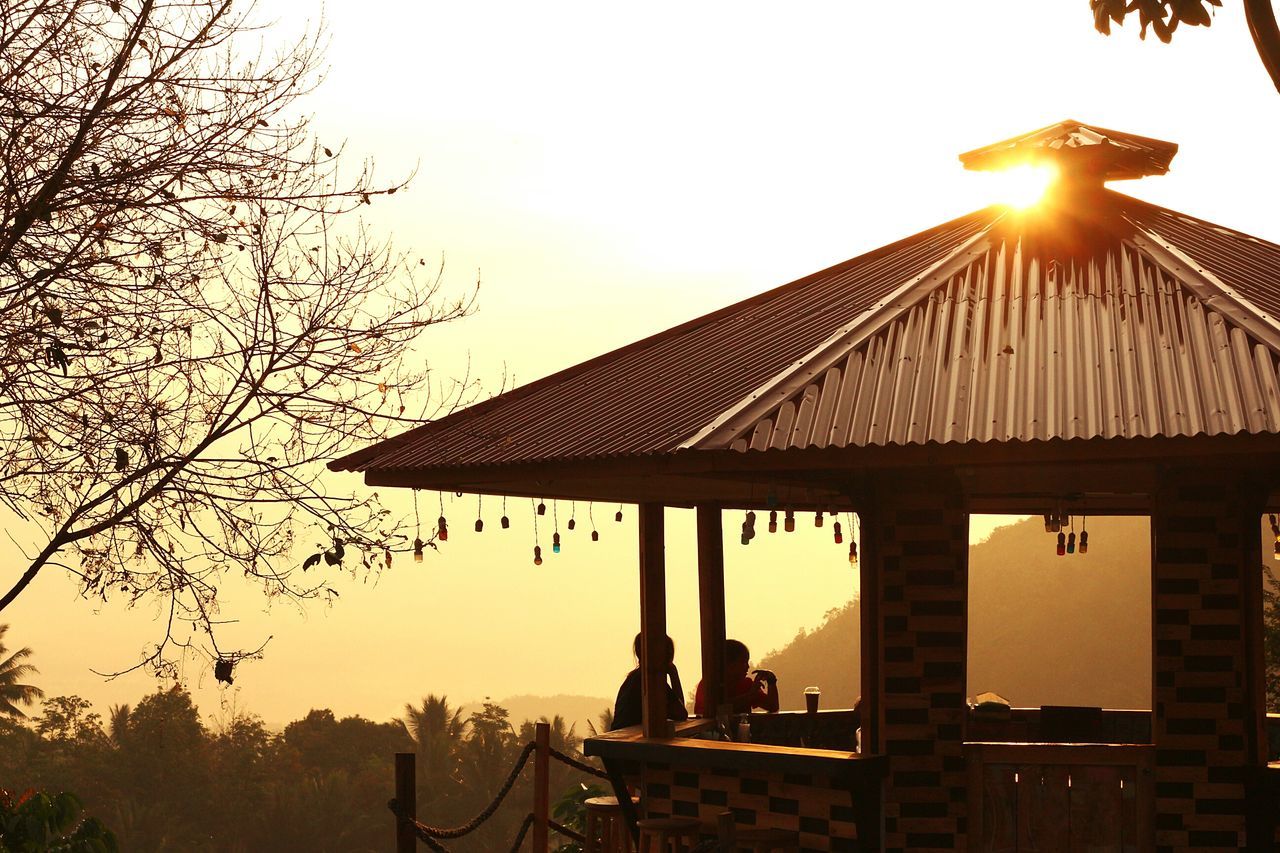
[5,1,1278,726]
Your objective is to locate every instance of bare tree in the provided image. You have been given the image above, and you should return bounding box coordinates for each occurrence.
[1090,1,1280,94]
[0,0,474,676]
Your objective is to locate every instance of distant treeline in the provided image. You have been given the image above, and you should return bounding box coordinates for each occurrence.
[0,690,600,852]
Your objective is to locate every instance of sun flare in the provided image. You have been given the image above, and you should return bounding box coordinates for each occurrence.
[989,164,1058,209]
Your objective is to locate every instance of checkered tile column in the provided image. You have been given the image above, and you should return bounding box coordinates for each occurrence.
[1152,472,1265,853]
[867,477,968,852]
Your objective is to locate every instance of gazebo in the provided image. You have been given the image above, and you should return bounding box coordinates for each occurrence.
[332,121,1280,852]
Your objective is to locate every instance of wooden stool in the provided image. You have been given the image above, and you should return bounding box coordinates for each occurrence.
[583,795,634,853]
[734,827,801,852]
[636,816,702,853]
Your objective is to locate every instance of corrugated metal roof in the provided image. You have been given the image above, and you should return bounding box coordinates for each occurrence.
[332,148,1280,478]
[330,207,999,472]
[700,235,1280,452]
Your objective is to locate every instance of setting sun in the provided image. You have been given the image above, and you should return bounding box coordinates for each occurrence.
[988,163,1059,208]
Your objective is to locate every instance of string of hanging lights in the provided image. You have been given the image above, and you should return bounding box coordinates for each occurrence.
[1046,507,1090,557]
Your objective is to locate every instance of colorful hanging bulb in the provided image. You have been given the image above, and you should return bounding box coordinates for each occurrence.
[413,538,424,562]
[1066,531,1076,554]
[848,540,858,565]
[784,510,796,533]
[475,518,484,533]
[814,511,824,528]
[437,515,448,542]
[1056,531,1065,556]
[768,510,778,533]
[533,545,542,566]
[552,532,561,554]
[1079,530,1089,554]
[537,501,546,516]
[833,521,843,544]
[1043,514,1053,533]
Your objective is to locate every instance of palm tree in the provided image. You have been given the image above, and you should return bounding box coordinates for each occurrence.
[402,695,466,811]
[0,624,43,718]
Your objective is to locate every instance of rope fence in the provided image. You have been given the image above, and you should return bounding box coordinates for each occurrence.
[392,723,611,852]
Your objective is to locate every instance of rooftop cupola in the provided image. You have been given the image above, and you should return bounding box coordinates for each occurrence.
[959,119,1178,188]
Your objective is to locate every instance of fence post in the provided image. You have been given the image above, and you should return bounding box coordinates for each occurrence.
[533,721,550,853]
[395,752,416,853]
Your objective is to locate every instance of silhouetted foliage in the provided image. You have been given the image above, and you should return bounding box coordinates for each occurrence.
[0,0,475,677]
[0,626,43,719]
[1090,0,1280,95]
[0,688,600,852]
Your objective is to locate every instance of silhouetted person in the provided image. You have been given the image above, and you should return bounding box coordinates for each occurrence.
[610,633,689,730]
[693,639,780,716]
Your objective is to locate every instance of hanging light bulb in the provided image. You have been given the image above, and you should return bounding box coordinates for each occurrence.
[553,532,561,554]
[413,538,424,562]
[1079,530,1089,554]
[475,518,484,533]
[591,530,599,542]
[768,510,778,533]
[501,515,510,529]
[537,501,546,516]
[568,518,576,531]
[1056,531,1065,556]
[784,510,796,533]
[814,511,824,528]
[533,545,542,566]
[437,515,448,542]
[615,506,623,522]
[1067,531,1076,554]
[848,541,858,565]
[833,521,843,544]
[1043,514,1053,533]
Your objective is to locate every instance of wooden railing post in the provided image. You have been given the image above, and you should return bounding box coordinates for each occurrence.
[395,752,416,853]
[533,721,550,853]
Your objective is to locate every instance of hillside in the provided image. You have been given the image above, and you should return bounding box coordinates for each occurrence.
[759,515,1152,711]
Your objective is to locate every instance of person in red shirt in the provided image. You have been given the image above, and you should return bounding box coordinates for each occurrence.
[693,639,780,716]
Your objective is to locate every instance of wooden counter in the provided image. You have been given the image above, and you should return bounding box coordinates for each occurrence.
[584,721,885,852]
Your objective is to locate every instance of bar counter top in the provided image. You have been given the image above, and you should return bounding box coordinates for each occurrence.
[583,718,885,779]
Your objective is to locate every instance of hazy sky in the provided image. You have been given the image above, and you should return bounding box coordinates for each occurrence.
[5,2,1279,727]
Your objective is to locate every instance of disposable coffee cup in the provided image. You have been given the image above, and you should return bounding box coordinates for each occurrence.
[804,686,820,713]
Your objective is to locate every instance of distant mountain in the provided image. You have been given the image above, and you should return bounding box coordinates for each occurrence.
[758,515,1152,711]
[462,693,612,734]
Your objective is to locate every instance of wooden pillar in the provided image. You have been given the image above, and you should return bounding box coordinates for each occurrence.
[639,502,670,738]
[533,721,550,852]
[858,505,881,755]
[394,752,416,853]
[697,504,727,717]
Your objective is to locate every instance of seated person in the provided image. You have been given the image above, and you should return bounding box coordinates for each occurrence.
[693,639,780,716]
[610,632,690,730]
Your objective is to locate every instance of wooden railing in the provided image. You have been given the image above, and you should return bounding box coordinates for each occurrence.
[965,742,1155,853]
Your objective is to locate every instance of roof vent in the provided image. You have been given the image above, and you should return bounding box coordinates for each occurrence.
[959,120,1178,184]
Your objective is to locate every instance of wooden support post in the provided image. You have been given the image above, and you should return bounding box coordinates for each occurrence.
[639,502,670,738]
[533,721,550,853]
[696,504,727,717]
[395,752,416,853]
[716,810,736,852]
[857,507,881,754]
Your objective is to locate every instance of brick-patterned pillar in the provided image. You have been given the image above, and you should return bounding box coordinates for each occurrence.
[865,475,968,852]
[1152,471,1266,852]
